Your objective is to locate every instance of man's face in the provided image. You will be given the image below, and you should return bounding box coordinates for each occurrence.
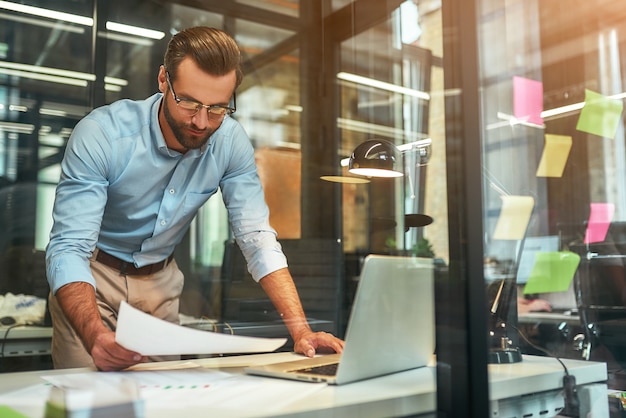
[161,93,215,151]
[158,58,237,152]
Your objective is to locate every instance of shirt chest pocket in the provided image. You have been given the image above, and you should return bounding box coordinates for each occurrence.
[182,190,216,216]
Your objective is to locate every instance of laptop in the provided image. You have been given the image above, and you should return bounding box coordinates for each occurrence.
[245,255,435,385]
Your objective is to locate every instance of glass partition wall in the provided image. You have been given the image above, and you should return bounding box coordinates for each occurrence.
[475,0,626,394]
[1,0,455,394]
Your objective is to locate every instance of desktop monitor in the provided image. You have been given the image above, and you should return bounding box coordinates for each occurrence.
[516,236,560,284]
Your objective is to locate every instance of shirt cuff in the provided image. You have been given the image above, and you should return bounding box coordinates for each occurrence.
[238,234,288,282]
[47,252,96,294]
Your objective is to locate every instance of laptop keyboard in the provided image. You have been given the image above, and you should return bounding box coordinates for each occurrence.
[292,362,338,376]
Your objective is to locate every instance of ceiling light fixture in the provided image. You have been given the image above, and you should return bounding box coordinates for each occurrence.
[337,72,430,100]
[105,21,165,40]
[0,2,165,40]
[0,67,88,86]
[0,11,84,33]
[0,121,35,134]
[0,1,92,25]
[0,61,129,90]
[0,61,95,81]
[337,117,428,142]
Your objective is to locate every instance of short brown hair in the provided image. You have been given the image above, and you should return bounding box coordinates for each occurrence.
[164,27,243,87]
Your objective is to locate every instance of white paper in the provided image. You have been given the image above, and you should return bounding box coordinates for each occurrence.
[138,373,326,416]
[43,369,234,391]
[115,301,286,356]
[125,361,202,371]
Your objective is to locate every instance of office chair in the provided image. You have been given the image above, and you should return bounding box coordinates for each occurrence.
[570,223,626,377]
[219,238,344,336]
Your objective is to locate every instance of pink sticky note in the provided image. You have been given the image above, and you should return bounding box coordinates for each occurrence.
[584,203,615,244]
[513,76,544,125]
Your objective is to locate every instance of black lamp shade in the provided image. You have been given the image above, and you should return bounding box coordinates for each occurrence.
[348,139,403,178]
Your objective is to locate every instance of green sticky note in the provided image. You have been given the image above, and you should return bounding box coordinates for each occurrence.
[0,406,29,418]
[576,89,624,139]
[523,251,581,294]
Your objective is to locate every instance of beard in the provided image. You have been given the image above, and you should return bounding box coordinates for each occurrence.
[162,98,215,150]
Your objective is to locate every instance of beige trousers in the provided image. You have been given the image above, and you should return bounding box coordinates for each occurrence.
[48,250,184,369]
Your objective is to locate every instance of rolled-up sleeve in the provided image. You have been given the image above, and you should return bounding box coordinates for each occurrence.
[238,231,288,282]
[47,251,96,294]
[218,124,287,282]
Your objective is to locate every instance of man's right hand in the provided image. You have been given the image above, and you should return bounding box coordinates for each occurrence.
[90,330,147,371]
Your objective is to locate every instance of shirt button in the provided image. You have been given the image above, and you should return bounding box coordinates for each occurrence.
[160,220,167,226]
[169,188,175,194]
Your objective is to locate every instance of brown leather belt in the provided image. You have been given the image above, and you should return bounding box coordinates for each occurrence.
[95,250,174,276]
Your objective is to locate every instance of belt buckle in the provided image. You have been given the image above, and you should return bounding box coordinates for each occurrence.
[119,260,129,276]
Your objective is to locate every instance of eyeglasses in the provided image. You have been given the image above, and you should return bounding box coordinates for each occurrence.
[165,71,236,119]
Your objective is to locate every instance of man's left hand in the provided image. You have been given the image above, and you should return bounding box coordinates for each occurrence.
[293,330,345,357]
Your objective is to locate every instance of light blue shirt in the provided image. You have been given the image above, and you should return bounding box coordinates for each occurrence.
[46,93,287,294]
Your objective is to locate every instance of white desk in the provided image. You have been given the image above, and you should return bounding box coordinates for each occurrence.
[489,355,608,417]
[0,353,608,418]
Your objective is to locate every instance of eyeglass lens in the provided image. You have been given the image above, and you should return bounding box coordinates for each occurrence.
[166,71,235,118]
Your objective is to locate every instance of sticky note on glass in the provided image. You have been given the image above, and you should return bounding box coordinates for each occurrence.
[536,134,572,178]
[576,89,623,138]
[523,251,581,294]
[584,202,615,244]
[513,76,544,125]
[492,195,535,240]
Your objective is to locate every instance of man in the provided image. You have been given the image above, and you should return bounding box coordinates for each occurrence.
[46,26,344,371]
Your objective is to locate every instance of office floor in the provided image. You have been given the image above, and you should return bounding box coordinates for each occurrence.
[590,345,626,391]
[609,372,626,392]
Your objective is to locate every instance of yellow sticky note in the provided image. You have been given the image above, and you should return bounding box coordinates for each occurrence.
[536,134,572,178]
[492,195,535,240]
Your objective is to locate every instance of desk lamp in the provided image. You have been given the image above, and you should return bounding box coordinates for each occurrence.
[348,139,404,177]
[348,138,431,178]
[487,276,523,363]
[348,138,433,232]
[321,138,431,183]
